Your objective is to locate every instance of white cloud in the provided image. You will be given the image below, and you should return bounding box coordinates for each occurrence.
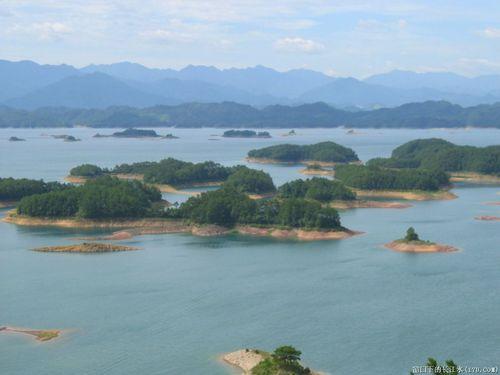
[478,27,500,39]
[6,21,72,41]
[274,37,325,54]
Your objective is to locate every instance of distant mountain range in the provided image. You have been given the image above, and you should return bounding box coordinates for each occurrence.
[1,100,500,128]
[2,60,500,109]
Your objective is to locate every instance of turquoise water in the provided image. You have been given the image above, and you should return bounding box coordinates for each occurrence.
[0,128,499,374]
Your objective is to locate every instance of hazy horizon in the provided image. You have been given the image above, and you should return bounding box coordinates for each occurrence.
[2,1,500,78]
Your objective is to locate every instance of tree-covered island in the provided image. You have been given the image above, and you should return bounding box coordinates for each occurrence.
[334,164,455,200]
[384,227,457,253]
[223,129,271,138]
[68,158,277,196]
[222,345,320,375]
[4,175,360,241]
[367,138,500,181]
[247,141,359,165]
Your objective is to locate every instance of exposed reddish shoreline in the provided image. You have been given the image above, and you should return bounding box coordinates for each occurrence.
[384,241,458,253]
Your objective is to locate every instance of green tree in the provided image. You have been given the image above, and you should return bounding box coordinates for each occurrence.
[405,227,420,242]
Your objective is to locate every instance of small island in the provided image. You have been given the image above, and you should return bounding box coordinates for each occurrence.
[222,130,271,138]
[94,128,179,139]
[282,130,296,136]
[33,242,138,253]
[222,345,319,375]
[0,326,60,342]
[475,215,500,221]
[299,164,334,176]
[384,227,458,253]
[9,136,26,142]
[52,134,80,142]
[247,141,360,166]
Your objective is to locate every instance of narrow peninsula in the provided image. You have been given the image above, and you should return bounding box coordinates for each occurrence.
[384,227,458,253]
[0,326,60,342]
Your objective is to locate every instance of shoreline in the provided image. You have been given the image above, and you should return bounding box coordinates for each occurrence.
[298,168,334,176]
[475,216,500,221]
[353,188,457,201]
[0,326,61,342]
[246,157,358,167]
[3,212,361,241]
[330,200,412,209]
[0,200,17,208]
[450,172,500,184]
[384,240,458,253]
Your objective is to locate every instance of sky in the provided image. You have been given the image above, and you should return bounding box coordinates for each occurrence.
[1,0,500,77]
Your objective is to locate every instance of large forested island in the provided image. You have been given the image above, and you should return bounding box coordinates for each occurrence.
[368,138,500,180]
[68,158,276,196]
[334,164,455,200]
[4,176,359,241]
[248,141,359,165]
[2,101,500,128]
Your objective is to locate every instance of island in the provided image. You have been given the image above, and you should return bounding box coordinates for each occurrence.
[368,138,500,183]
[298,164,334,176]
[334,164,456,200]
[8,136,26,142]
[68,159,276,196]
[222,345,319,375]
[475,216,500,221]
[222,130,271,138]
[52,134,80,142]
[109,128,160,138]
[247,141,360,166]
[33,242,138,253]
[0,326,60,342]
[282,130,296,136]
[278,177,410,209]
[4,176,360,241]
[384,227,458,253]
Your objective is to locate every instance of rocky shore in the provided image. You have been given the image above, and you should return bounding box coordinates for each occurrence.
[3,212,361,241]
[33,242,138,253]
[384,240,458,253]
[330,200,412,209]
[353,189,457,201]
[0,326,60,342]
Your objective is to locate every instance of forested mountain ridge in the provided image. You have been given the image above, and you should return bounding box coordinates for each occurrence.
[1,100,500,128]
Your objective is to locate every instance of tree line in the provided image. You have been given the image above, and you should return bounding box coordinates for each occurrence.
[335,164,449,191]
[248,142,359,163]
[367,138,500,175]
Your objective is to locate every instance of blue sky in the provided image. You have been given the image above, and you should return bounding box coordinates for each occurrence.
[2,0,500,77]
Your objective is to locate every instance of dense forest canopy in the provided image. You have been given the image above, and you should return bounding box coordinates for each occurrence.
[248,142,359,163]
[224,167,276,194]
[0,178,68,200]
[278,178,356,202]
[335,164,450,191]
[70,158,235,187]
[367,138,500,175]
[2,101,500,128]
[17,176,162,218]
[170,187,342,229]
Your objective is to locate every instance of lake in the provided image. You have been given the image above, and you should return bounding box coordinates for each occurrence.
[0,127,499,374]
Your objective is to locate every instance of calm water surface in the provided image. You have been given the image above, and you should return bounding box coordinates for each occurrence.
[0,128,499,374]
